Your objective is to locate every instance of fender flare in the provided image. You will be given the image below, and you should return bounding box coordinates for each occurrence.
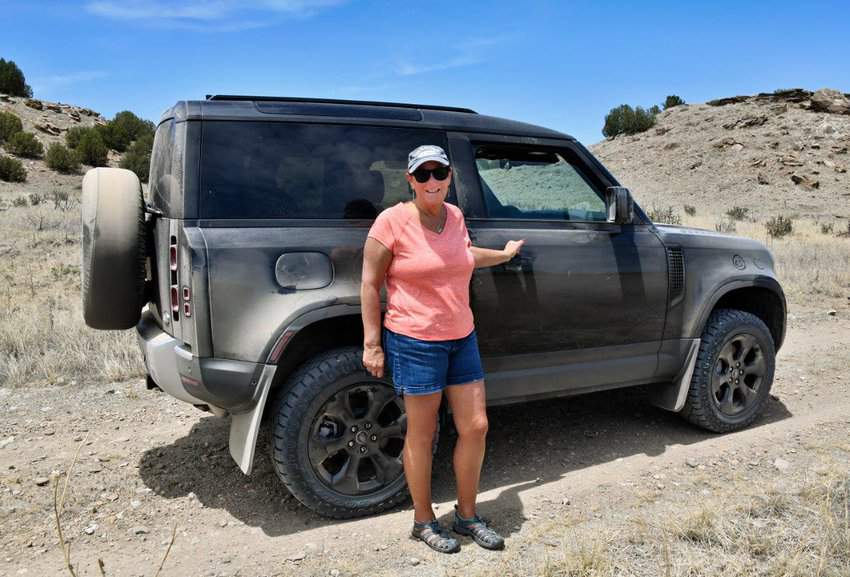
[688,275,786,349]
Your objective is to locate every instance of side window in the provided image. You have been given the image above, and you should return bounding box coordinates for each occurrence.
[474,146,607,221]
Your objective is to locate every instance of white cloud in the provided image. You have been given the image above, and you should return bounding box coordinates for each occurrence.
[85,0,347,29]
[397,55,483,77]
[394,35,512,77]
[31,70,109,93]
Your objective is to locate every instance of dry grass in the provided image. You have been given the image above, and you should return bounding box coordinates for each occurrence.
[684,213,850,301]
[0,196,143,386]
[464,454,850,577]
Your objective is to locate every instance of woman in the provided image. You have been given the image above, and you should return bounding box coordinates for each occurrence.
[360,144,524,553]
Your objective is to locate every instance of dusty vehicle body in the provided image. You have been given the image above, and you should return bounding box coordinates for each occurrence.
[81,95,786,518]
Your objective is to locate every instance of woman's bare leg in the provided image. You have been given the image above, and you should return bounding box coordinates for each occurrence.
[402,391,443,523]
[444,380,488,519]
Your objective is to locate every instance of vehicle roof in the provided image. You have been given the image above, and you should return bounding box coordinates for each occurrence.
[158,96,574,141]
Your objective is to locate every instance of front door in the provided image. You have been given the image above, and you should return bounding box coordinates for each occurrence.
[449,134,669,403]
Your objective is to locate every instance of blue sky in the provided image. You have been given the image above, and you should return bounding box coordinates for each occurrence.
[2,0,849,144]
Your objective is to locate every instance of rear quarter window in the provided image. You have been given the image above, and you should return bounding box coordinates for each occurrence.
[150,119,182,216]
[199,122,454,219]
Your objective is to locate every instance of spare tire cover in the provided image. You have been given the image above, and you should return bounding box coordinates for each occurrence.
[81,167,146,330]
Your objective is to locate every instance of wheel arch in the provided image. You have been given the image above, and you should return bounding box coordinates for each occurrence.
[692,278,787,351]
[262,307,365,421]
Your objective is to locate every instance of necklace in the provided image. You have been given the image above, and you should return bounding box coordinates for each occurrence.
[413,203,446,234]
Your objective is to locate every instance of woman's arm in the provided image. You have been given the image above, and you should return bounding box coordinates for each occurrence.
[361,237,393,378]
[470,239,525,269]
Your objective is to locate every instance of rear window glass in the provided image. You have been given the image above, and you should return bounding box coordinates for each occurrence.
[199,122,452,219]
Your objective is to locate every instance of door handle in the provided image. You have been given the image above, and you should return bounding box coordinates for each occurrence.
[503,255,532,273]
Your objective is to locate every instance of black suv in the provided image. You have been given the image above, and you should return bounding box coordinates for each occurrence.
[81,95,786,518]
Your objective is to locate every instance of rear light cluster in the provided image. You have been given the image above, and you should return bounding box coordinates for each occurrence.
[168,236,192,320]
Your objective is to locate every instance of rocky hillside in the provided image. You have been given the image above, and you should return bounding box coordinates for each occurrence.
[0,94,113,199]
[590,89,850,222]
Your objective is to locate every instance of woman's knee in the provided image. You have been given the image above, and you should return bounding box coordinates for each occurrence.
[457,414,488,440]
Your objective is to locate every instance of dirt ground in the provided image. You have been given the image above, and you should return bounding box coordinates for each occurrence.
[1,295,848,577]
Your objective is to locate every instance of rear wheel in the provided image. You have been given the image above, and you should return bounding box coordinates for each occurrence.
[270,347,431,518]
[681,309,775,432]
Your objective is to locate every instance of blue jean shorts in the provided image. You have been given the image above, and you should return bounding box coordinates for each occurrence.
[383,328,485,396]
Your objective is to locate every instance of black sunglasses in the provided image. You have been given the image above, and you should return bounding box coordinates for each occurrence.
[411,166,451,183]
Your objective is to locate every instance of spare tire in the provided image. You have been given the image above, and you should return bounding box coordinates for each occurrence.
[81,167,147,330]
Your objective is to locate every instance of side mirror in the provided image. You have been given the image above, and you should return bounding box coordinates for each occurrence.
[605,186,634,224]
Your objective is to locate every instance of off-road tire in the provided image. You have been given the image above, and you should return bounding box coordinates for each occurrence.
[681,309,775,432]
[270,347,434,519]
[81,167,146,330]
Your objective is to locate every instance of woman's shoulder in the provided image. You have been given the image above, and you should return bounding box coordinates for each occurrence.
[376,201,412,221]
[445,202,464,218]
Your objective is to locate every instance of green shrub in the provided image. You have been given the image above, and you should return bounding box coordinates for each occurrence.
[765,215,793,238]
[119,131,153,183]
[12,195,28,207]
[0,110,23,143]
[647,205,682,225]
[684,204,696,216]
[76,129,108,166]
[820,222,834,235]
[726,206,750,221]
[65,126,94,149]
[0,58,32,98]
[100,111,154,152]
[45,142,80,173]
[28,192,44,206]
[6,131,44,158]
[664,95,686,109]
[0,155,26,182]
[603,104,657,138]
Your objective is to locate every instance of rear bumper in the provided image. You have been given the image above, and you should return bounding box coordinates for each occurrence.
[136,308,264,413]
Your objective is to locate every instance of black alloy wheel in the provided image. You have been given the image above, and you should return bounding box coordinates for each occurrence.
[680,309,776,433]
[308,383,406,496]
[270,347,422,518]
[710,333,767,417]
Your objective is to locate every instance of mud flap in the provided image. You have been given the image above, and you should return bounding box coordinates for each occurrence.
[650,338,701,412]
[228,364,277,474]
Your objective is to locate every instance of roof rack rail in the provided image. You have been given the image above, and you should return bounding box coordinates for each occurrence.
[204,95,477,114]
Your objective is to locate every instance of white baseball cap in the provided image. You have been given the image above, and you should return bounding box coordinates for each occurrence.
[407,144,450,173]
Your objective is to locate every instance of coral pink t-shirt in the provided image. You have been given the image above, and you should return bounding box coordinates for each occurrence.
[367,202,475,341]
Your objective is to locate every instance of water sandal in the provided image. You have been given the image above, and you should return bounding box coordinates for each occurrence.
[452,506,505,550]
[411,519,460,554]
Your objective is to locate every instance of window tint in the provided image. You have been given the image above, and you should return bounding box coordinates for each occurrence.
[475,146,606,221]
[150,119,176,214]
[200,122,452,219]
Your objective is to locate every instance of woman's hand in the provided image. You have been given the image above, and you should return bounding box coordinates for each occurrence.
[470,239,526,269]
[503,239,525,260]
[363,344,385,378]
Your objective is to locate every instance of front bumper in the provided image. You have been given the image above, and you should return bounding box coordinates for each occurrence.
[136,308,264,413]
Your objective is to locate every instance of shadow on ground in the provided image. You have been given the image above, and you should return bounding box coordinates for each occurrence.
[138,387,791,537]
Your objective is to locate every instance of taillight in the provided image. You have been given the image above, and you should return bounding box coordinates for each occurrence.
[182,286,191,318]
[170,285,179,314]
[169,236,179,321]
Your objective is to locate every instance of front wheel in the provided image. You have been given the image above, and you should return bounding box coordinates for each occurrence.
[680,309,776,433]
[270,347,413,518]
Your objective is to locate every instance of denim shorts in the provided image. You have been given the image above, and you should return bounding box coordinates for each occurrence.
[382,328,485,396]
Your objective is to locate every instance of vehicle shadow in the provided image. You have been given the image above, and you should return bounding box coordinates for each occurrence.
[138,387,792,538]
